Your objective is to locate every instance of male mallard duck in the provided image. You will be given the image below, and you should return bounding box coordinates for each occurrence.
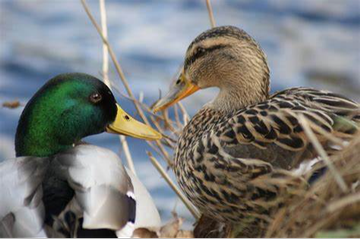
[153,26,360,236]
[0,73,162,237]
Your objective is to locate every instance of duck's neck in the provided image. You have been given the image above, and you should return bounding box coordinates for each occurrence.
[209,87,268,113]
[209,76,270,113]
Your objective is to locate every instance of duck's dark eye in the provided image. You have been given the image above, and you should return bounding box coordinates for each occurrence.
[90,93,102,103]
[176,79,181,85]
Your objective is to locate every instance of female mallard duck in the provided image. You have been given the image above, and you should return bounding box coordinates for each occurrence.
[153,26,360,236]
[0,73,162,237]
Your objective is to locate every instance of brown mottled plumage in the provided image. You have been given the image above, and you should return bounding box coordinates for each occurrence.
[153,26,360,237]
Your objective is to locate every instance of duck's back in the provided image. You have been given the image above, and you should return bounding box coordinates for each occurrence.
[220,87,359,167]
[175,87,359,223]
[177,87,359,169]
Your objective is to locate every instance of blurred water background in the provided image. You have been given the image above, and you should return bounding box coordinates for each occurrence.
[1,0,359,226]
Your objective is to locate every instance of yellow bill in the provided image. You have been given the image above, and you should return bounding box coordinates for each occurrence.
[152,73,199,113]
[106,104,162,140]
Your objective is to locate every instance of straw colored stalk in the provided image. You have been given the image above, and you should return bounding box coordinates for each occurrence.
[81,0,197,218]
[205,0,216,28]
[266,132,360,237]
[98,0,136,175]
[81,0,173,167]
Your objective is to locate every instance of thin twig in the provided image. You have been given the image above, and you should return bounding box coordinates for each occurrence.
[98,0,136,175]
[178,102,190,125]
[81,0,172,166]
[282,109,346,147]
[118,90,178,124]
[139,91,144,104]
[174,104,183,129]
[150,115,177,147]
[147,151,200,219]
[298,114,348,192]
[120,136,137,175]
[326,192,360,213]
[99,0,110,87]
[81,0,145,121]
[205,0,216,28]
[307,120,346,147]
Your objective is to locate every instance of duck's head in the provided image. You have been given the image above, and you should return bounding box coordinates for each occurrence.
[153,26,270,112]
[16,73,161,157]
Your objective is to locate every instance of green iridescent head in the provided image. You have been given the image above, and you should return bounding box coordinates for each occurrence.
[15,73,161,157]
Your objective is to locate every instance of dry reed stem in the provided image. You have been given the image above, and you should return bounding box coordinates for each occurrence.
[81,0,144,119]
[147,151,200,219]
[205,0,216,28]
[307,119,347,147]
[326,192,360,213]
[266,133,360,237]
[178,102,189,125]
[82,0,219,221]
[174,104,182,129]
[98,0,136,175]
[81,0,172,167]
[99,0,109,87]
[82,0,198,218]
[118,91,175,123]
[120,136,137,175]
[150,115,177,147]
[298,114,348,192]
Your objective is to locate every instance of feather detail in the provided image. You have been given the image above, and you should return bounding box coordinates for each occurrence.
[1,145,161,237]
[55,144,135,231]
[0,157,48,237]
[175,87,359,226]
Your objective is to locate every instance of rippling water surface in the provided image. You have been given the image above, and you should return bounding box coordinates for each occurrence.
[1,0,359,225]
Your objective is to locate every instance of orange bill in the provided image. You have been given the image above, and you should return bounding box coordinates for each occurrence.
[152,73,199,113]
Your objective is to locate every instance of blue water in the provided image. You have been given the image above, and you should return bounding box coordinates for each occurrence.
[1,0,359,226]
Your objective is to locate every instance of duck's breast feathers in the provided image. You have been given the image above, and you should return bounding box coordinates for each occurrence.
[0,156,48,237]
[55,144,135,231]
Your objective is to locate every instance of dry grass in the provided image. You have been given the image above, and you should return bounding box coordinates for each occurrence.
[266,132,360,238]
[192,132,360,238]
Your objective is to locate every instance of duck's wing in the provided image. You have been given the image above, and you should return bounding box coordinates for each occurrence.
[0,156,48,237]
[54,144,161,237]
[125,169,161,230]
[216,87,359,169]
[54,144,136,236]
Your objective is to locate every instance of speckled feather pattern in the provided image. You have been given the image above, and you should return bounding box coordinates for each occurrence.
[174,87,359,225]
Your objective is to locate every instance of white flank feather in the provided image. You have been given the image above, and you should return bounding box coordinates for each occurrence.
[1,144,161,238]
[126,169,161,229]
[0,157,48,237]
[55,144,134,231]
